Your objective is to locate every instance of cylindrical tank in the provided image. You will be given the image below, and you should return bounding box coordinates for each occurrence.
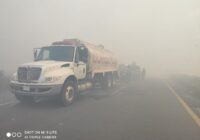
[82,41,118,75]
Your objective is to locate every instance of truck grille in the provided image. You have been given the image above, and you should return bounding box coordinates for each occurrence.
[18,67,41,82]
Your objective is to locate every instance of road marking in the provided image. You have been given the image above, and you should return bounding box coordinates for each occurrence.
[166,82,200,128]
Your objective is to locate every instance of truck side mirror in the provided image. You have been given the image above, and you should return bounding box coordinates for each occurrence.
[33,48,41,61]
[34,49,37,60]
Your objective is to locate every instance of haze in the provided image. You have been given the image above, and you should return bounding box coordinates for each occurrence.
[0,0,200,76]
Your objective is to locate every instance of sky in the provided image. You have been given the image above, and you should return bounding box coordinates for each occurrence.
[0,0,200,76]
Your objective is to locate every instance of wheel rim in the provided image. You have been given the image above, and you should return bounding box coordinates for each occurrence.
[65,86,74,102]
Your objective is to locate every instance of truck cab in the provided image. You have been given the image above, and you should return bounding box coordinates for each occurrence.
[10,44,90,105]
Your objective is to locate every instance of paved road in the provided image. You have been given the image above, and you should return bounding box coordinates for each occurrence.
[0,79,200,140]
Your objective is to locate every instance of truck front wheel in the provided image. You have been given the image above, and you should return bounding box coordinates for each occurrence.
[60,81,76,106]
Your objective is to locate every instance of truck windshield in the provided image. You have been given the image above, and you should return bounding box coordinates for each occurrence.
[36,46,75,61]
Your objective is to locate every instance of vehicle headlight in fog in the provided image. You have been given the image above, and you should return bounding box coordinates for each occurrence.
[45,76,62,82]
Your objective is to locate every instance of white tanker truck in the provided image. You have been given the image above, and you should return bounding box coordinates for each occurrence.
[10,39,118,105]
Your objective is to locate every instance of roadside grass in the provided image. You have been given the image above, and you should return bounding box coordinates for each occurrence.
[169,74,200,98]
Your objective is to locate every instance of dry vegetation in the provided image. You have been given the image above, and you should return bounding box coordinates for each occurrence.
[172,75,200,90]
[170,74,200,99]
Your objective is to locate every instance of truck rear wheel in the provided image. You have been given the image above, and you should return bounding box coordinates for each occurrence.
[60,81,76,106]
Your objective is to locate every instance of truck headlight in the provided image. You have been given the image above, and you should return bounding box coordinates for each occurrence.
[45,76,62,82]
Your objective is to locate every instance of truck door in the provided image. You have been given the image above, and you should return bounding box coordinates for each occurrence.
[74,47,86,80]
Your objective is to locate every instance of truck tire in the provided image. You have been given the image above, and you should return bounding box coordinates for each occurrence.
[15,95,34,104]
[60,80,76,106]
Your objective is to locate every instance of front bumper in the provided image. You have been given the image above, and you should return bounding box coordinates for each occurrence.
[10,81,63,97]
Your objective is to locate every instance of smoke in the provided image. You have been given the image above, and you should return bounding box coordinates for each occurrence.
[0,0,200,76]
[0,70,10,91]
